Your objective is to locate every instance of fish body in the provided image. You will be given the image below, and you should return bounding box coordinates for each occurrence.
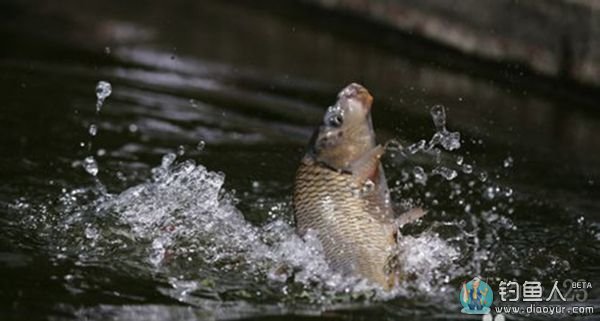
[293,83,399,289]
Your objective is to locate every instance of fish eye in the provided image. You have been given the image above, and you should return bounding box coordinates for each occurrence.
[324,105,344,128]
[327,114,344,127]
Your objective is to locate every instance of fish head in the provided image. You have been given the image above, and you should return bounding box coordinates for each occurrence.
[309,83,377,169]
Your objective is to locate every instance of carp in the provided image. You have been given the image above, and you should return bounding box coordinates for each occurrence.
[292,83,423,289]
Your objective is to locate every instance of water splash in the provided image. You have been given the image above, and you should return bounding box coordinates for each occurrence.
[397,234,459,293]
[21,147,463,310]
[428,105,461,151]
[12,97,587,318]
[384,104,546,284]
[431,167,457,181]
[86,154,396,302]
[394,105,462,182]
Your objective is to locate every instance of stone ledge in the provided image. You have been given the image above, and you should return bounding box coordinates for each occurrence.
[301,0,600,86]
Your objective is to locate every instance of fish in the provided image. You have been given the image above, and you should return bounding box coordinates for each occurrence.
[292,83,424,290]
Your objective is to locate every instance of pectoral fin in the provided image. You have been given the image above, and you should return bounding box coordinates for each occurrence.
[346,144,385,183]
[347,145,396,222]
[396,207,427,227]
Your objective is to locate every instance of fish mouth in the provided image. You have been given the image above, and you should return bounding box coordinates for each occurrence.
[337,83,373,112]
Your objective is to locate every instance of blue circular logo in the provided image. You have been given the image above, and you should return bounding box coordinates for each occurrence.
[459,277,493,314]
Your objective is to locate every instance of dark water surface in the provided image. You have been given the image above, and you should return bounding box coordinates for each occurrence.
[1,1,600,320]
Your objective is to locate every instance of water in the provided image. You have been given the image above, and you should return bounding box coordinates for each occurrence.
[1,0,600,320]
[95,81,112,113]
[82,156,99,177]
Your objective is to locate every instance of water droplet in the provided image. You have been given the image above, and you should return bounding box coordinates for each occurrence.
[385,139,403,152]
[97,149,106,157]
[461,163,473,174]
[464,204,471,213]
[430,105,446,130]
[151,167,167,181]
[413,166,428,185]
[425,105,461,152]
[89,124,97,136]
[440,130,461,151]
[189,99,198,107]
[361,179,375,193]
[83,156,99,176]
[85,226,99,240]
[406,140,426,154]
[503,156,514,168]
[432,167,457,180]
[433,147,441,163]
[104,46,111,55]
[177,145,186,156]
[128,124,138,133]
[196,140,206,151]
[95,81,112,112]
[161,153,176,168]
[251,181,260,189]
[116,171,126,181]
[96,81,112,100]
[456,156,464,165]
[479,171,488,182]
[483,186,495,200]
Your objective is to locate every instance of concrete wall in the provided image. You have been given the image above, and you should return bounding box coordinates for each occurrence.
[302,0,600,86]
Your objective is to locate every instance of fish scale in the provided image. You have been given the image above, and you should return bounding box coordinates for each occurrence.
[293,157,397,288]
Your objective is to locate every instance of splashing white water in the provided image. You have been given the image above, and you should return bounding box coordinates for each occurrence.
[62,149,459,305]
